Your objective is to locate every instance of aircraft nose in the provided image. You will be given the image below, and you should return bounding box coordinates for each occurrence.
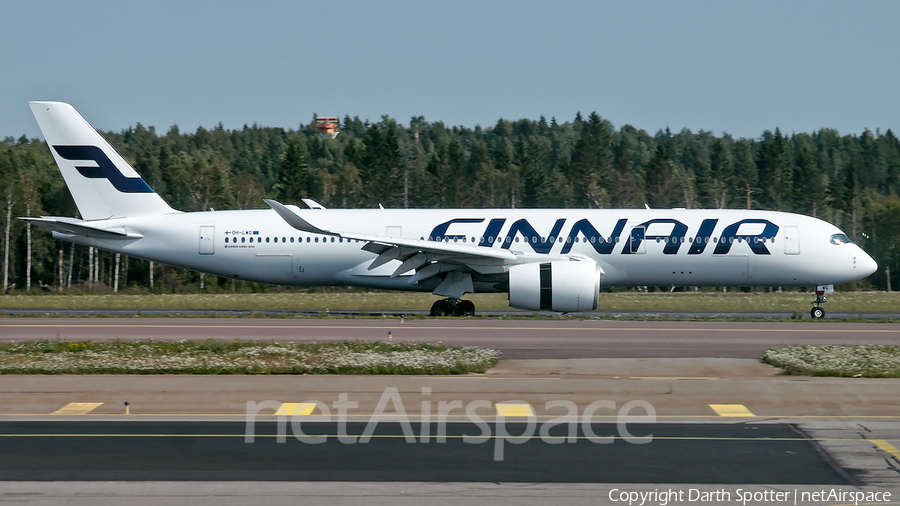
[857,250,878,277]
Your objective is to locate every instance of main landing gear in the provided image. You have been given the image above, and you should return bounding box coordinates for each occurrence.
[430,298,475,317]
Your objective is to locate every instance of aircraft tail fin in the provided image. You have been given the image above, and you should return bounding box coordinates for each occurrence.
[29,101,175,220]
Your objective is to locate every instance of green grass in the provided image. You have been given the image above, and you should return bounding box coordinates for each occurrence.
[594,291,900,313]
[0,339,500,375]
[763,345,900,377]
[0,291,898,313]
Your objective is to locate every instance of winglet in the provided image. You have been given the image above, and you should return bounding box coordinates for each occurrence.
[264,199,338,236]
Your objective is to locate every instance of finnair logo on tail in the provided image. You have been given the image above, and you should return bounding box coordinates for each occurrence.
[53,145,154,193]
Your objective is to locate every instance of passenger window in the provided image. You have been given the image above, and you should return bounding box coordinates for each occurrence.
[291,237,295,243]
[241,237,245,243]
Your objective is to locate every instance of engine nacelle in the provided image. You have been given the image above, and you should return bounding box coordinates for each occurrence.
[508,260,600,312]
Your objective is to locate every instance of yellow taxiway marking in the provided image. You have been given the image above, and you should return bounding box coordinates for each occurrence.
[709,404,756,417]
[495,403,535,417]
[873,439,900,461]
[632,377,722,380]
[2,323,900,334]
[274,403,317,417]
[51,402,104,415]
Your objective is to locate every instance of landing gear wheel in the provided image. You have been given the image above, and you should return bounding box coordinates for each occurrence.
[454,300,475,317]
[810,307,825,319]
[430,300,453,317]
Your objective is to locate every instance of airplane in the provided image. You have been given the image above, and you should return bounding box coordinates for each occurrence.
[23,101,879,318]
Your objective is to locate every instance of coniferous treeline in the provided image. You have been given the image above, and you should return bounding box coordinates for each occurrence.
[1,111,899,293]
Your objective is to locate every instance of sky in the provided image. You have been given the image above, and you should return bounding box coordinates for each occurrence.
[2,1,898,140]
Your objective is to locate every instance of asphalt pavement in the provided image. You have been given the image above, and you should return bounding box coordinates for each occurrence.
[1,317,898,358]
[0,421,850,484]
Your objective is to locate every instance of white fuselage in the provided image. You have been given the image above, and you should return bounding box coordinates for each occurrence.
[54,208,877,291]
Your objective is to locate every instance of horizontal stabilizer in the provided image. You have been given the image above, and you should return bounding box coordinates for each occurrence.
[20,217,143,239]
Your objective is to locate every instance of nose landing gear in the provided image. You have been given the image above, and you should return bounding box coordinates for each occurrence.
[809,284,833,319]
[430,298,475,317]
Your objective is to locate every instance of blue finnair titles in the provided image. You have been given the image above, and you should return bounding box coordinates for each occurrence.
[428,216,780,256]
[24,101,879,318]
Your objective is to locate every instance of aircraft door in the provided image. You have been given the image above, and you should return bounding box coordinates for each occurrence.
[199,226,215,255]
[627,226,646,254]
[784,226,800,255]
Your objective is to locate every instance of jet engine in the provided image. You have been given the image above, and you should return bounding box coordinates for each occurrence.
[508,260,601,312]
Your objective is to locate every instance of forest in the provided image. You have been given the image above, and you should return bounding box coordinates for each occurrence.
[2,111,899,294]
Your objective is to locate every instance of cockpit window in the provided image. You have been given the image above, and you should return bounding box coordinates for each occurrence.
[830,233,853,245]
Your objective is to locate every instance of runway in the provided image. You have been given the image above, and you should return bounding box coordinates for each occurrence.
[2,317,898,502]
[1,317,899,358]
[0,421,849,484]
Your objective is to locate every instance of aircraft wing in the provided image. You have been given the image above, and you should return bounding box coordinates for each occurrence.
[264,199,517,280]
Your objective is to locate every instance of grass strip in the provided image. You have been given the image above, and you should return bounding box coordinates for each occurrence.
[0,339,499,375]
[762,345,900,377]
[1,291,898,313]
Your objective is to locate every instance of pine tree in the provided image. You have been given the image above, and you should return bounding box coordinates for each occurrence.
[793,144,825,217]
[612,136,637,207]
[275,141,308,204]
[445,139,465,207]
[709,138,733,209]
[844,162,859,240]
[756,129,792,210]
[568,112,613,208]
[645,144,673,208]
[734,140,757,209]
